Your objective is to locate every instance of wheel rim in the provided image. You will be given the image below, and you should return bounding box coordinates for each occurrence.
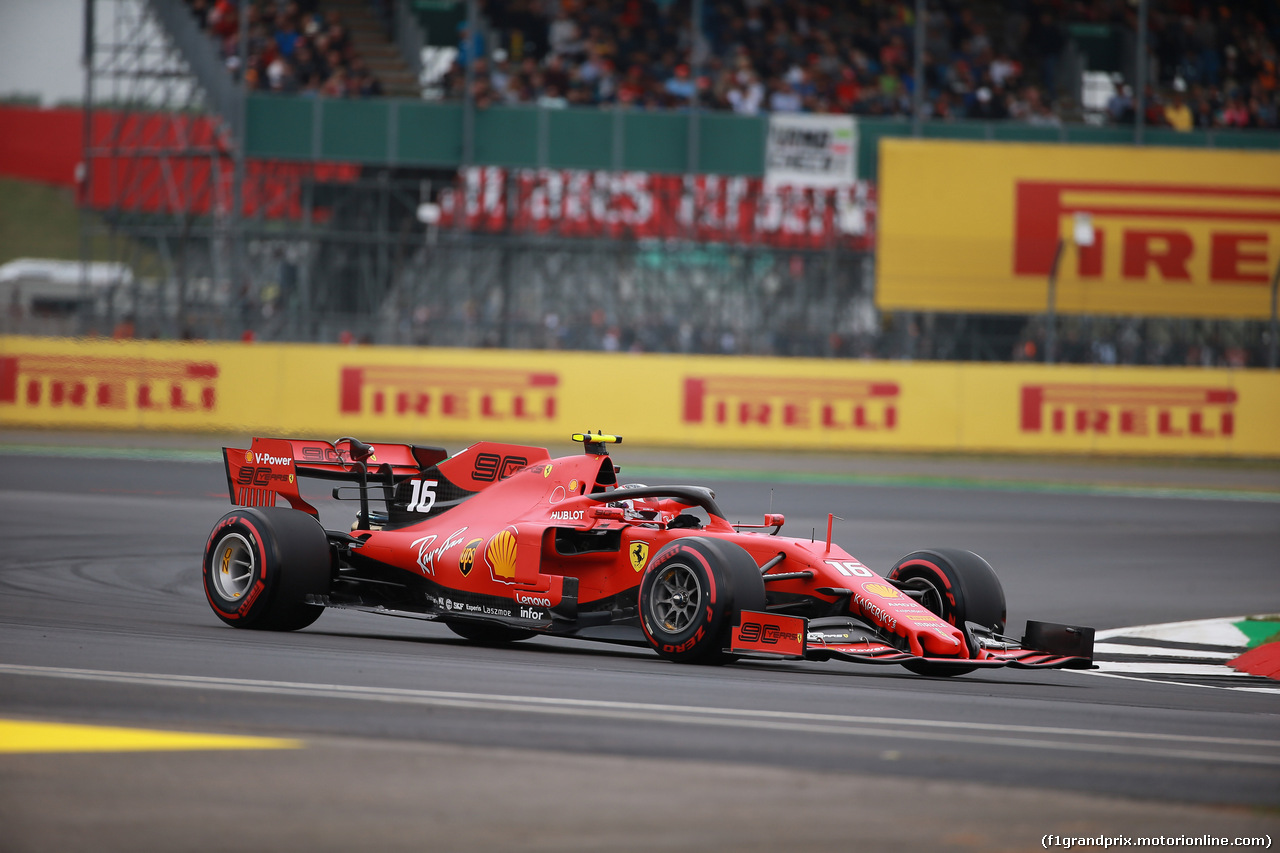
[212,533,256,602]
[649,562,703,634]
[899,573,946,620]
[915,577,944,617]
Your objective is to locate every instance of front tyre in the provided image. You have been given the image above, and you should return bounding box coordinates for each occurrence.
[203,507,331,631]
[887,548,1006,677]
[639,538,766,665]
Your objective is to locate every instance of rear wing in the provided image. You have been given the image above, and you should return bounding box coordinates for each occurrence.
[222,436,551,522]
[223,437,444,516]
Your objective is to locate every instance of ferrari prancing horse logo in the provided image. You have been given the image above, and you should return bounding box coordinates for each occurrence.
[629,541,650,573]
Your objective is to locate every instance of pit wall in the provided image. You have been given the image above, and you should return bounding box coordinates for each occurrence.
[2,336,1277,458]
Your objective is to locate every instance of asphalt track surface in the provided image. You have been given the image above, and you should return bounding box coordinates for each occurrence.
[1,442,1278,852]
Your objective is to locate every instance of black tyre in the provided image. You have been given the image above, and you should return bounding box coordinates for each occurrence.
[446,621,537,644]
[203,507,330,631]
[639,537,767,665]
[887,548,1006,677]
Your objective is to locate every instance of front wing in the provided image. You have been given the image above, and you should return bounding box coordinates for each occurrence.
[730,611,1094,671]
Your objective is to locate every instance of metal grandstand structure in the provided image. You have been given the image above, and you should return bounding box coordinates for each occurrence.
[77,0,401,341]
[76,0,876,350]
[79,0,235,338]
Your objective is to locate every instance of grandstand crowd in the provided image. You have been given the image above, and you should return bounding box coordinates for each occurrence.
[450,0,1277,129]
[188,0,383,96]
[187,0,1278,129]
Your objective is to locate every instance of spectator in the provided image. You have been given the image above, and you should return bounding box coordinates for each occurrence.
[1142,86,1168,126]
[969,85,1007,120]
[321,67,347,98]
[208,0,238,41]
[1024,86,1061,126]
[548,10,583,59]
[458,23,486,68]
[833,66,859,112]
[768,79,802,113]
[664,63,696,103]
[727,68,764,115]
[1221,95,1251,127]
[1164,91,1193,131]
[538,83,568,109]
[1028,11,1066,96]
[989,53,1020,89]
[274,11,300,59]
[351,58,383,97]
[292,40,321,88]
[1253,90,1278,129]
[491,49,513,97]
[1107,84,1135,124]
[1192,87,1218,127]
[266,55,294,92]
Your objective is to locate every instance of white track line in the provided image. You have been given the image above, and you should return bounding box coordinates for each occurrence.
[1095,617,1253,645]
[0,663,1278,765]
[1079,616,1280,694]
[1083,670,1280,696]
[1091,644,1235,661]
[1090,661,1255,676]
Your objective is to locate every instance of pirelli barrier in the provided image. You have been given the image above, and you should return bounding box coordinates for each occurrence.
[877,140,1280,319]
[3,336,1277,458]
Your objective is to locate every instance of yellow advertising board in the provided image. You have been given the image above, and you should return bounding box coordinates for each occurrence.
[3,336,1278,458]
[877,139,1280,318]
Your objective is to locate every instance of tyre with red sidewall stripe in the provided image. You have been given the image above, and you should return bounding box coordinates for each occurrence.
[203,507,331,631]
[887,548,1006,677]
[639,537,766,665]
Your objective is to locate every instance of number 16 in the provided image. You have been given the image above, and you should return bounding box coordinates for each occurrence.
[407,479,438,513]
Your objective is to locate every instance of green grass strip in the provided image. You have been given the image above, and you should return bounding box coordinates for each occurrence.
[1235,621,1280,649]
[0,444,220,463]
[624,464,1280,503]
[2,443,1278,503]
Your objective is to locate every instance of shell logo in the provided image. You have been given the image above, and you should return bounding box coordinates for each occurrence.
[244,450,253,463]
[486,529,518,580]
[568,479,579,492]
[862,582,899,599]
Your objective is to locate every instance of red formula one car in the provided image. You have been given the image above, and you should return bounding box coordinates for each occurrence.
[203,433,1094,675]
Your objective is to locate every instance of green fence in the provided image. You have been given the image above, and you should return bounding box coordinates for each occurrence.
[244,94,1279,177]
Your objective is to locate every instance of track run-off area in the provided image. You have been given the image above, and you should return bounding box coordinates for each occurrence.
[1,433,1277,852]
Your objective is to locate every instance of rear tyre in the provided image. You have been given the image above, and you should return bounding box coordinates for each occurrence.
[203,507,330,631]
[446,621,537,644]
[639,537,766,665]
[887,548,1006,677]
